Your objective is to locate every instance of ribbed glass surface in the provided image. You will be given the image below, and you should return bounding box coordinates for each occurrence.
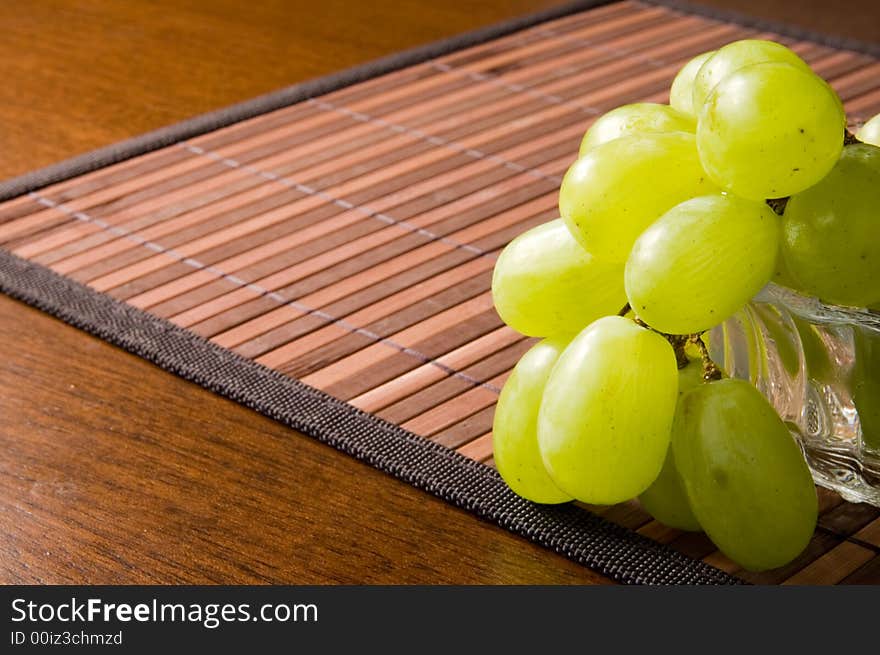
[711,284,880,506]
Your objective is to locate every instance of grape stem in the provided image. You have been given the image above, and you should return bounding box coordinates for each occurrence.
[669,334,692,370]
[689,334,723,382]
[632,316,722,380]
[632,317,691,370]
[765,196,788,216]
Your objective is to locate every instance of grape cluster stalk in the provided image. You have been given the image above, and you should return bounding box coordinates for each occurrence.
[620,302,722,381]
[490,38,880,572]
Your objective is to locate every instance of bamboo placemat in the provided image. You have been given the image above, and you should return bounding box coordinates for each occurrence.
[2,0,879,584]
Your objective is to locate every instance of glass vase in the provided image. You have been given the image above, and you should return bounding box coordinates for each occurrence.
[709,283,880,506]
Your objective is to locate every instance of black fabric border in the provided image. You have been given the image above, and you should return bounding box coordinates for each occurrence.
[0,249,741,585]
[7,0,870,585]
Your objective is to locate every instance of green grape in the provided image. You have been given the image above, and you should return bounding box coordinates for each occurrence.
[638,359,703,531]
[669,50,715,118]
[625,194,779,335]
[560,132,717,263]
[697,62,845,200]
[781,144,880,308]
[772,245,798,289]
[491,219,626,337]
[537,316,678,504]
[673,378,818,571]
[853,327,880,453]
[676,355,706,390]
[857,114,880,146]
[578,103,695,155]
[691,39,811,114]
[493,337,574,504]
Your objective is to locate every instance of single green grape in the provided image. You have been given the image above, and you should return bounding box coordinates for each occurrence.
[493,337,574,504]
[772,244,799,289]
[491,219,625,337]
[781,143,880,308]
[857,113,880,146]
[697,62,845,200]
[560,132,717,263]
[537,316,678,504]
[625,194,779,335]
[853,327,880,453]
[578,103,695,155]
[669,50,715,118]
[691,39,811,115]
[673,378,818,572]
[638,359,703,531]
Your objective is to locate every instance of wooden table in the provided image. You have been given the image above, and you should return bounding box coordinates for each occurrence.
[0,0,876,585]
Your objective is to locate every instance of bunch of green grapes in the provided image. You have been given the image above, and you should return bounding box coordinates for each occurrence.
[491,39,880,572]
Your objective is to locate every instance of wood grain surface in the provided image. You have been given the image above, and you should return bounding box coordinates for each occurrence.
[1,0,878,585]
[0,0,565,181]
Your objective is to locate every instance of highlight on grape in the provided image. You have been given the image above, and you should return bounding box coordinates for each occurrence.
[490,38,880,572]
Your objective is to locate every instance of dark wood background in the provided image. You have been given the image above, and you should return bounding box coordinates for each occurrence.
[0,0,877,584]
